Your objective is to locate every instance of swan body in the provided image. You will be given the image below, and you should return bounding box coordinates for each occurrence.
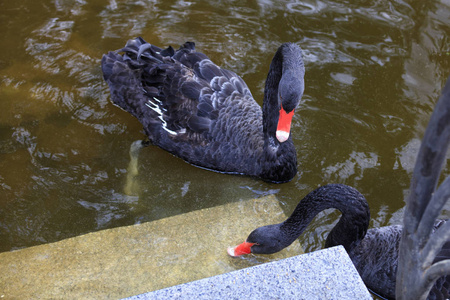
[101,38,305,183]
[228,184,449,299]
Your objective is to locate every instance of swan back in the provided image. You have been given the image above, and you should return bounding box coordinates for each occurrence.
[102,38,305,182]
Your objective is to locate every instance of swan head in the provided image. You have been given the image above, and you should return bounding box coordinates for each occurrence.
[276,59,305,143]
[227,224,289,257]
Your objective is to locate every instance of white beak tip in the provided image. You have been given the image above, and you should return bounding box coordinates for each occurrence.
[276,130,289,143]
[227,247,237,257]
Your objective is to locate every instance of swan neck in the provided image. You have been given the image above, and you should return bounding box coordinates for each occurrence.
[281,184,370,252]
[262,48,283,140]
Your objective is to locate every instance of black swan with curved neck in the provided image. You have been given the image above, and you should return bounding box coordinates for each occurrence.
[101,38,305,183]
[228,184,449,299]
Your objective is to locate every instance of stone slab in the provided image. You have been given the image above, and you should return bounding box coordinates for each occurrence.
[127,246,372,300]
[128,246,371,300]
[0,195,303,299]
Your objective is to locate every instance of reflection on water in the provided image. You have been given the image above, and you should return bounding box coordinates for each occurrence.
[0,0,449,266]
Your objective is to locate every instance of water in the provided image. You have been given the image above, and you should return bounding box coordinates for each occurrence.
[0,0,449,260]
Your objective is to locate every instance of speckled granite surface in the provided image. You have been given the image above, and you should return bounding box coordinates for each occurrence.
[126,246,372,300]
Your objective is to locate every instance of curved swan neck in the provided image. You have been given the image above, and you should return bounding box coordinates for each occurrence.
[280,184,370,252]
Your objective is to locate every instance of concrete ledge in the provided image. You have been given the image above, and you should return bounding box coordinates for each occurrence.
[0,194,371,299]
[0,195,303,299]
[127,246,372,300]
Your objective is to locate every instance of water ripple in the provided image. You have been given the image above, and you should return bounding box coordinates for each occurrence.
[1,0,449,257]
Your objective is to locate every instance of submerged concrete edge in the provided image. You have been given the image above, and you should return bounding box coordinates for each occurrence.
[125,246,372,300]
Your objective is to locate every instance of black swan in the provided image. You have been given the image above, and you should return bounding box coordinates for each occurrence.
[227,184,449,299]
[101,38,305,183]
[228,76,450,299]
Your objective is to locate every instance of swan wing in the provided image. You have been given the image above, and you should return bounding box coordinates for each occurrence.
[350,225,402,299]
[101,37,264,173]
[428,219,450,299]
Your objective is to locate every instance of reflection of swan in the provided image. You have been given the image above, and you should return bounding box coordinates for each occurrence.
[229,76,450,299]
[101,37,305,183]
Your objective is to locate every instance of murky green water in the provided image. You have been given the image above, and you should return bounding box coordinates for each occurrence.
[0,0,449,259]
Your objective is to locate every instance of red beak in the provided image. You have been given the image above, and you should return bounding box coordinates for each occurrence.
[227,241,255,257]
[276,103,295,143]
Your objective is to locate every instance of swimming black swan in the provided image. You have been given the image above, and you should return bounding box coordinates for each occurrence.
[228,75,450,299]
[227,184,449,299]
[101,37,305,183]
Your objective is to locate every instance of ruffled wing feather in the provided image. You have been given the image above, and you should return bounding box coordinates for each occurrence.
[101,37,265,174]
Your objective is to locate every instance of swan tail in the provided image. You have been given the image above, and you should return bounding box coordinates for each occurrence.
[101,38,219,144]
[101,51,148,116]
